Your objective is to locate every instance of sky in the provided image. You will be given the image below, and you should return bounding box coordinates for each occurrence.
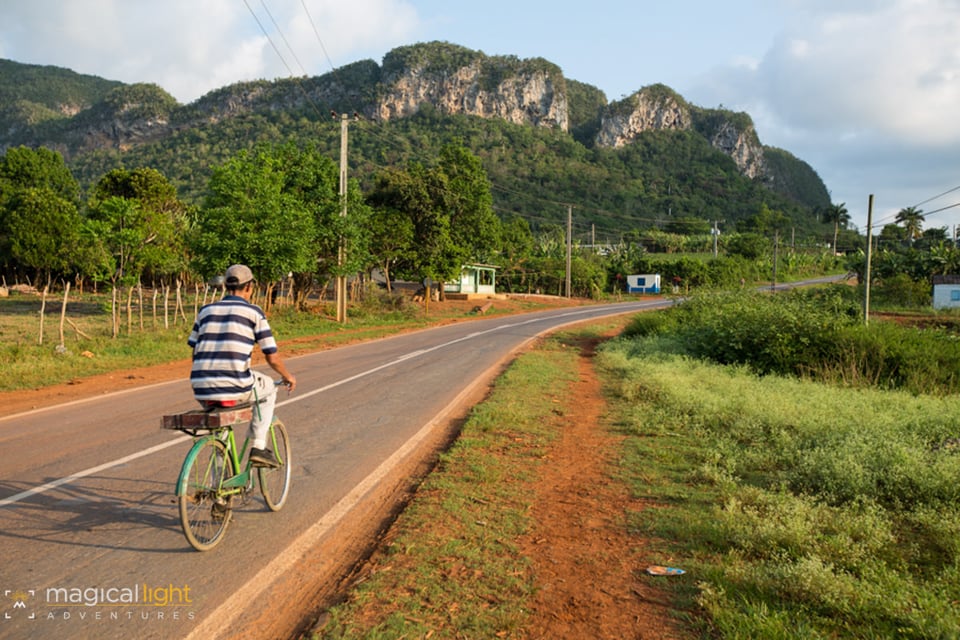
[1,0,959,234]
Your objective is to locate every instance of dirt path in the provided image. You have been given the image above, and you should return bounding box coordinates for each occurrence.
[518,336,681,639]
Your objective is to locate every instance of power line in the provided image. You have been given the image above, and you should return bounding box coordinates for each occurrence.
[259,0,310,77]
[299,0,339,74]
[242,0,326,120]
[912,185,960,209]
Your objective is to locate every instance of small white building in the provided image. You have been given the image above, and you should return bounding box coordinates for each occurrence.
[445,264,498,297]
[626,274,661,294]
[932,275,960,310]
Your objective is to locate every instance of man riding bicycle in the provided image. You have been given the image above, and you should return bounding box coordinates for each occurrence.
[187,264,297,467]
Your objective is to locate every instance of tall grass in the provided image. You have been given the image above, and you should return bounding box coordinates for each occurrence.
[601,305,960,637]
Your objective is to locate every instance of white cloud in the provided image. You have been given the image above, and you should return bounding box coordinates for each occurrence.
[762,0,960,146]
[0,0,421,103]
[686,0,960,226]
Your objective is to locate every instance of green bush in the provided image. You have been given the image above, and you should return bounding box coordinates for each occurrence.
[646,287,960,395]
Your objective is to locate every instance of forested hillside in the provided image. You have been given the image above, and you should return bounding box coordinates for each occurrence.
[0,42,833,243]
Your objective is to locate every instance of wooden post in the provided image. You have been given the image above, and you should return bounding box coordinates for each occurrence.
[38,283,49,345]
[58,281,71,347]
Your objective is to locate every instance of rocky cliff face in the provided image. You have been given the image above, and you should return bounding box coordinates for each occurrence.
[594,84,766,179]
[595,86,691,147]
[375,61,568,130]
[707,119,766,179]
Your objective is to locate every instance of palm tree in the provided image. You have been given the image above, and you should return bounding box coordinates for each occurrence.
[823,202,850,252]
[895,206,925,245]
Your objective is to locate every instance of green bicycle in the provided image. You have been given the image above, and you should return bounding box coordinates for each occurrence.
[163,389,291,551]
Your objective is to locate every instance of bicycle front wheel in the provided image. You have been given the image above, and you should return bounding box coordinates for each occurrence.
[259,419,291,511]
[177,436,234,551]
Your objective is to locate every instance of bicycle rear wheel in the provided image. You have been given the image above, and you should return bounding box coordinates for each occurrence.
[177,436,234,551]
[259,419,291,511]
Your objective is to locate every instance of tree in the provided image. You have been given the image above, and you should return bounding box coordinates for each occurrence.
[367,163,459,286]
[497,216,535,292]
[740,203,789,237]
[0,146,81,276]
[85,197,150,288]
[272,142,371,299]
[89,167,189,282]
[726,233,768,260]
[822,202,850,252]
[368,205,415,292]
[0,146,80,204]
[895,206,925,245]
[6,187,82,283]
[191,147,317,290]
[436,143,501,262]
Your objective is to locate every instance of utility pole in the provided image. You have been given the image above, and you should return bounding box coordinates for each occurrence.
[336,113,348,323]
[771,230,779,290]
[712,220,723,258]
[565,205,572,298]
[864,194,874,325]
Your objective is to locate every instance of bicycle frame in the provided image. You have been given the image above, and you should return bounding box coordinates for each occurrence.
[177,421,286,496]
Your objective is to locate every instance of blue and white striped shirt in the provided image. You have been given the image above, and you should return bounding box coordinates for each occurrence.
[187,295,278,401]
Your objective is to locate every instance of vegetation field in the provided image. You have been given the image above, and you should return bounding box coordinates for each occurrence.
[307,287,960,638]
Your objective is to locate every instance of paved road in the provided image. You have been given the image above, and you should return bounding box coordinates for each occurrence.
[0,299,667,639]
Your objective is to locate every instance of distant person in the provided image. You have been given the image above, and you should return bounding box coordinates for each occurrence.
[187,264,297,467]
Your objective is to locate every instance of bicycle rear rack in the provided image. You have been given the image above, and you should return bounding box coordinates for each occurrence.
[162,405,253,436]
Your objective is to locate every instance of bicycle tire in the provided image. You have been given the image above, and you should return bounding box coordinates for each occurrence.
[259,419,291,511]
[177,435,235,551]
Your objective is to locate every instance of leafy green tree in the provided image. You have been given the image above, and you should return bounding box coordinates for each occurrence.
[0,145,80,204]
[85,196,152,288]
[740,203,789,236]
[273,142,371,293]
[0,146,81,275]
[368,204,415,292]
[664,216,711,235]
[191,147,317,289]
[368,163,460,286]
[877,223,907,250]
[5,187,82,282]
[497,216,535,292]
[436,143,501,262]
[895,206,925,245]
[726,232,769,260]
[89,167,189,281]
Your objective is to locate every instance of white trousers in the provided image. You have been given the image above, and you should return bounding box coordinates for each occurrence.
[241,370,277,449]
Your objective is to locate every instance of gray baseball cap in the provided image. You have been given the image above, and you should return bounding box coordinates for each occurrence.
[224,264,254,286]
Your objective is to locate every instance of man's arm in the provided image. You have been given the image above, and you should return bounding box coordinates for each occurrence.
[265,352,296,393]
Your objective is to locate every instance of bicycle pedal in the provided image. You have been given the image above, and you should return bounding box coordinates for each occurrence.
[211,499,230,521]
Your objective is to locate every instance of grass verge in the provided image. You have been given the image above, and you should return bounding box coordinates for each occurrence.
[310,333,583,639]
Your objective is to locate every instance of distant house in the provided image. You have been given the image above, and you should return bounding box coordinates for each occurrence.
[444,264,498,297]
[932,275,960,309]
[626,274,661,294]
